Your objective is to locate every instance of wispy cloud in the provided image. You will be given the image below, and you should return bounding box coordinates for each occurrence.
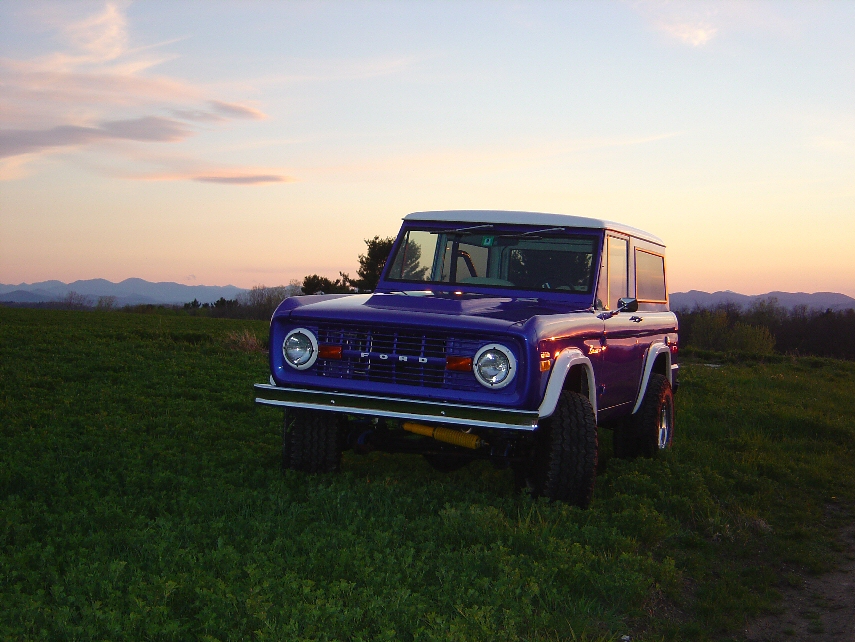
[89,147,294,185]
[194,174,289,185]
[631,1,798,48]
[0,117,192,158]
[63,2,128,63]
[658,21,717,47]
[209,100,265,120]
[121,170,295,185]
[0,2,276,185]
[0,58,198,126]
[169,109,227,123]
[633,1,720,47]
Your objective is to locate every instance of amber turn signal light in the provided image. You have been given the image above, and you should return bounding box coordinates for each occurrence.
[318,345,343,359]
[445,356,473,371]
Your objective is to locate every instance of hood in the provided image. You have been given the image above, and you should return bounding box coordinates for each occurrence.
[275,291,590,330]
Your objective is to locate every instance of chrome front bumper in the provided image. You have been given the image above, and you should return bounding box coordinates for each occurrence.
[253,384,539,431]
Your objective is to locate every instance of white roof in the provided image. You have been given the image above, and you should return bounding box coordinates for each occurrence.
[405,210,664,246]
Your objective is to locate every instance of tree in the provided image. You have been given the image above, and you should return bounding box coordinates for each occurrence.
[61,291,92,310]
[213,297,236,309]
[297,235,395,295]
[301,274,352,295]
[235,285,296,319]
[396,239,429,281]
[96,295,117,310]
[353,236,395,292]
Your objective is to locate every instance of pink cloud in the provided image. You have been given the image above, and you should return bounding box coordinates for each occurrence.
[194,174,289,184]
[63,2,128,63]
[108,162,296,185]
[209,100,266,120]
[0,3,280,186]
[0,117,192,158]
[170,109,227,123]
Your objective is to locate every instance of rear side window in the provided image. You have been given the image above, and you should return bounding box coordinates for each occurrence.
[607,236,628,310]
[635,249,666,302]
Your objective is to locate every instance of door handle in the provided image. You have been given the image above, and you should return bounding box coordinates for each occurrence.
[629,316,642,323]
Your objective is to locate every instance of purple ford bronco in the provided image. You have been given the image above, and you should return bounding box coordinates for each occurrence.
[255,210,678,507]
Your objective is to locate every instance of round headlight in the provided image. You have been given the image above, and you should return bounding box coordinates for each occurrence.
[283,328,318,370]
[473,344,516,389]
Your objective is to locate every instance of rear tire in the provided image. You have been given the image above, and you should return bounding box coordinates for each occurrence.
[613,373,674,459]
[282,409,344,473]
[528,391,598,507]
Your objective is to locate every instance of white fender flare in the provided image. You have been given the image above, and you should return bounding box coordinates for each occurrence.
[537,348,597,420]
[631,343,672,414]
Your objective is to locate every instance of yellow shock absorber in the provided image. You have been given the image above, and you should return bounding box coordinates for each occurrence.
[402,422,484,449]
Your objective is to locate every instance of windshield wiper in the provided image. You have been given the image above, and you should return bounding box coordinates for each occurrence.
[497,226,566,238]
[434,223,496,235]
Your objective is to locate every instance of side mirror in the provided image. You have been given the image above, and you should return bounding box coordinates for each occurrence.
[617,297,638,313]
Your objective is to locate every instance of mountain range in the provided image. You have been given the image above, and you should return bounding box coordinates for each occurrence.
[1,279,853,311]
[668,290,855,312]
[0,278,245,307]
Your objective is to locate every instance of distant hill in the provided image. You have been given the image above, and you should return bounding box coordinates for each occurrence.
[0,279,247,306]
[1,289,53,303]
[670,290,855,312]
[3,280,853,312]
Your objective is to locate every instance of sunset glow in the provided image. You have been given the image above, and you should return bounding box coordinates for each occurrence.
[1,1,853,295]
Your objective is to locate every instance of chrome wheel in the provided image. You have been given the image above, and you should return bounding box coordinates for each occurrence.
[615,373,674,459]
[657,398,673,449]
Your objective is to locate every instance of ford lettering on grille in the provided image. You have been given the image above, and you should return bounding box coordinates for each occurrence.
[304,324,495,391]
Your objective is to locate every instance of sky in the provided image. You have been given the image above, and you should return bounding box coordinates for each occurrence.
[0,1,853,296]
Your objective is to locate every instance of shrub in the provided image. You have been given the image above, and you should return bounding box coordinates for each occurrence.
[729,322,776,354]
[688,311,729,352]
[676,300,855,359]
[225,329,266,352]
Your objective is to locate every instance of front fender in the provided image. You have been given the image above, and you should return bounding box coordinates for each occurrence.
[537,348,597,420]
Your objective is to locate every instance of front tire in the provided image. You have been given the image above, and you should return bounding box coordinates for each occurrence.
[282,409,344,473]
[528,391,598,507]
[614,373,674,459]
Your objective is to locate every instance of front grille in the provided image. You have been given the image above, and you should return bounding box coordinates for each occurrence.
[308,324,491,391]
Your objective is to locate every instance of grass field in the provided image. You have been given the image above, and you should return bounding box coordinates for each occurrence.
[2,307,854,641]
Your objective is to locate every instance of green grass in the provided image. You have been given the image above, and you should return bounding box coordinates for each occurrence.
[1,308,854,641]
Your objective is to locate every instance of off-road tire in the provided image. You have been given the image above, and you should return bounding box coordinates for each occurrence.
[528,391,598,507]
[613,373,674,459]
[282,409,344,473]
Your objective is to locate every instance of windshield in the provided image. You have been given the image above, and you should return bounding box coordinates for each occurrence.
[385,227,597,293]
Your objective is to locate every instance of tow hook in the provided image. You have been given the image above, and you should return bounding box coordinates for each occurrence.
[402,422,485,449]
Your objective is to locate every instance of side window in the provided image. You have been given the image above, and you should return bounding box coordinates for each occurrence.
[607,236,628,310]
[635,249,666,302]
